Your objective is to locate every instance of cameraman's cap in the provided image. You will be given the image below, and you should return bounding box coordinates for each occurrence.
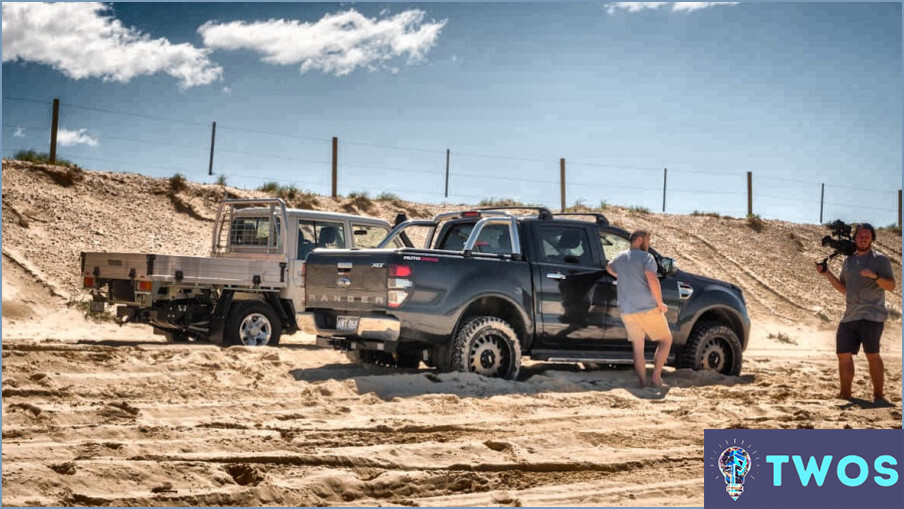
[855,222,876,240]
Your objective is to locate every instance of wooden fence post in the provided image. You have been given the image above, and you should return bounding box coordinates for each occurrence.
[560,158,566,212]
[445,149,450,198]
[662,167,667,212]
[331,137,338,198]
[820,183,824,224]
[49,98,60,163]
[747,171,753,217]
[208,121,216,175]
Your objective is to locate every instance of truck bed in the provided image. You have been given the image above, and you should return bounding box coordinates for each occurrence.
[81,251,287,288]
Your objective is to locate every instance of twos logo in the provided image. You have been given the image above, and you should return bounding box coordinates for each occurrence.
[717,445,753,500]
[704,430,902,509]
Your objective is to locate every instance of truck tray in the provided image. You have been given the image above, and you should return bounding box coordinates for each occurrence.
[82,252,287,288]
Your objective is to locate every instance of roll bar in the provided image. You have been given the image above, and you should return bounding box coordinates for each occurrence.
[211,198,289,256]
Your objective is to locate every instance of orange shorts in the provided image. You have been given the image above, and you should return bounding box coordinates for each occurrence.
[621,308,671,343]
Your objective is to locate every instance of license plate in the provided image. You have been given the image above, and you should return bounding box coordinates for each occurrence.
[89,301,106,313]
[336,316,359,332]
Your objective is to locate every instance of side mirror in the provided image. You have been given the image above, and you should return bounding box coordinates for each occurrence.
[660,257,677,276]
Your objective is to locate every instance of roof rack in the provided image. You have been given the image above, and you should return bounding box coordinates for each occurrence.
[554,212,609,226]
[432,206,554,222]
[475,206,554,220]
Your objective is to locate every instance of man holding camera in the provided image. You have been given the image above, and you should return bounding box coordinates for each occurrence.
[816,223,895,402]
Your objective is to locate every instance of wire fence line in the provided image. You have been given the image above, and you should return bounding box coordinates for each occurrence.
[2,95,901,226]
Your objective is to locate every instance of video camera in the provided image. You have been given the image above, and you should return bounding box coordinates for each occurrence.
[816,220,857,272]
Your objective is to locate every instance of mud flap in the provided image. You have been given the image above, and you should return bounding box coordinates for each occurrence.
[207,290,234,345]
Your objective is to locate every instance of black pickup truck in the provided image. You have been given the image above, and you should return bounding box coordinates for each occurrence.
[298,208,750,379]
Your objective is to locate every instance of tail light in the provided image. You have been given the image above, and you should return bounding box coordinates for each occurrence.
[389,265,411,277]
[83,276,95,288]
[135,280,153,293]
[387,264,412,308]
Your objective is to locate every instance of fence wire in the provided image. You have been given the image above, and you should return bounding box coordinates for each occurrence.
[2,96,900,226]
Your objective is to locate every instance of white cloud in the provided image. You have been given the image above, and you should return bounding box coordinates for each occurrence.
[198,8,447,76]
[14,127,25,138]
[606,2,738,14]
[57,128,98,147]
[672,2,739,12]
[2,2,222,88]
[607,2,669,13]
[222,86,232,94]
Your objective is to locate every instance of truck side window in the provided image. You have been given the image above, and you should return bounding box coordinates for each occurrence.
[473,224,512,254]
[352,224,399,248]
[438,223,512,253]
[438,223,474,251]
[297,220,346,259]
[538,226,592,265]
[599,231,630,264]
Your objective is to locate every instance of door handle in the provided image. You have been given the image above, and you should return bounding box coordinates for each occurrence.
[546,273,566,280]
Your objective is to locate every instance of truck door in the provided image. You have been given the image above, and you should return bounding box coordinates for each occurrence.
[533,224,609,348]
[598,228,681,340]
[597,229,630,339]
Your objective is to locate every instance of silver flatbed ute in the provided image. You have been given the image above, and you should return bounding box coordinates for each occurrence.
[81,198,399,346]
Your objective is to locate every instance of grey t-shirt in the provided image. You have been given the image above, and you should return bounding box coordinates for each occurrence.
[608,248,658,315]
[839,250,894,323]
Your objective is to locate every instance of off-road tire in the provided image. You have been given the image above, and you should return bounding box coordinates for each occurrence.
[678,321,742,376]
[426,342,452,372]
[451,316,522,380]
[224,301,282,347]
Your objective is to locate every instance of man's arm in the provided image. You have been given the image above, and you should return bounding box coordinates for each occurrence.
[818,266,846,294]
[645,270,668,313]
[606,265,616,278]
[860,259,896,292]
[861,270,897,292]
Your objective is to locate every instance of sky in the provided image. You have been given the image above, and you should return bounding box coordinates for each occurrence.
[1,2,902,227]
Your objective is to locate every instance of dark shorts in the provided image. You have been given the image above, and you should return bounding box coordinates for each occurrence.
[836,320,884,355]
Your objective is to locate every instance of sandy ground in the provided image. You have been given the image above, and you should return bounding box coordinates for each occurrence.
[1,315,900,507]
[2,160,902,506]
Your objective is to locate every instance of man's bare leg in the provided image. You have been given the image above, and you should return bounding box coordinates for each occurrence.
[631,339,647,388]
[837,353,854,399]
[651,335,673,388]
[865,352,885,400]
